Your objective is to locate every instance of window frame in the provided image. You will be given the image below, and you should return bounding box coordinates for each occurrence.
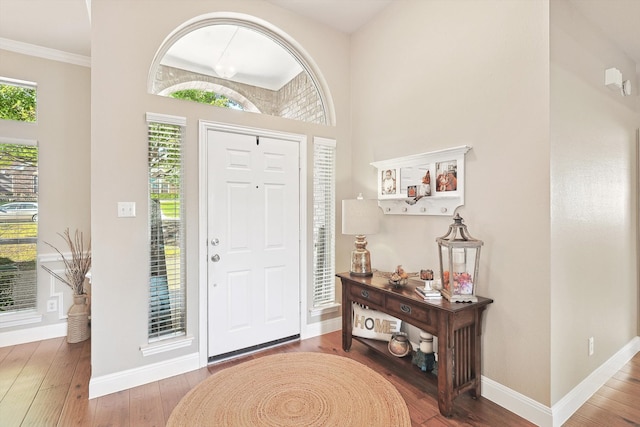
[0,77,37,123]
[0,139,39,323]
[310,137,338,314]
[146,112,187,344]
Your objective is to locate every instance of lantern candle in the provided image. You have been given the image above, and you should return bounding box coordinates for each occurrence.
[436,214,483,303]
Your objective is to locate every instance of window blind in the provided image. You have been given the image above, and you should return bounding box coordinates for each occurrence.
[0,142,38,313]
[146,113,186,341]
[312,138,336,307]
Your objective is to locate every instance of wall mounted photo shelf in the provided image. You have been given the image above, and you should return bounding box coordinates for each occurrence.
[370,145,471,216]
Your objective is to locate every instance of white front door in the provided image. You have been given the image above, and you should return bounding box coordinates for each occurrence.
[206,129,300,358]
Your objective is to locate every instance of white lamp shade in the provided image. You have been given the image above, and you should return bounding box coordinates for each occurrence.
[342,198,380,235]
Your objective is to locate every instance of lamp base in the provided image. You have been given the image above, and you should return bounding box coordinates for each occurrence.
[350,248,372,277]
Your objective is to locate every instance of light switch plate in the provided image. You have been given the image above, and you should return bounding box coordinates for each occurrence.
[118,202,136,218]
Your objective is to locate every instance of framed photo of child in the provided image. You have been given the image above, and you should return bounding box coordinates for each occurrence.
[380,168,398,197]
[435,160,458,194]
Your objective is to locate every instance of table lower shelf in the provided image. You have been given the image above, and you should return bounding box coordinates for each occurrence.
[353,336,438,382]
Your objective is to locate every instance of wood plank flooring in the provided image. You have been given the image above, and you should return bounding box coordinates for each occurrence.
[564,352,640,427]
[0,331,638,426]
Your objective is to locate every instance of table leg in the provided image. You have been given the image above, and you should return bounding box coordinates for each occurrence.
[470,307,486,399]
[437,313,454,417]
[342,283,352,352]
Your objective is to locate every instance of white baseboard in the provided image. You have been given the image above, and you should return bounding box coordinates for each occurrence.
[89,352,199,399]
[301,316,341,340]
[0,322,67,347]
[482,336,640,427]
[482,375,553,427]
[88,316,339,400]
[550,336,640,427]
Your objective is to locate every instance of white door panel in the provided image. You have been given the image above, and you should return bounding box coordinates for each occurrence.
[207,130,300,357]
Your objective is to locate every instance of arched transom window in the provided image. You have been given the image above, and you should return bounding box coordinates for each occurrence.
[149,15,334,125]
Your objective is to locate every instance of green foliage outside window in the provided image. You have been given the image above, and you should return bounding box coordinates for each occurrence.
[0,83,36,122]
[170,89,243,110]
[0,144,38,169]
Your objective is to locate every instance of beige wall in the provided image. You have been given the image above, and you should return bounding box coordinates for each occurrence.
[350,0,551,405]
[348,0,639,409]
[0,49,91,330]
[90,0,351,378]
[550,0,639,404]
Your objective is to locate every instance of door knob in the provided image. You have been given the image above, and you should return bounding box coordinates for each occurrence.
[211,238,220,246]
[211,254,221,262]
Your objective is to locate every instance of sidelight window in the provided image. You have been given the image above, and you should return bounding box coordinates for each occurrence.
[312,138,336,309]
[147,113,186,341]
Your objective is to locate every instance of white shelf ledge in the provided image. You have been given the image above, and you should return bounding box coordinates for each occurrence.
[371,145,471,216]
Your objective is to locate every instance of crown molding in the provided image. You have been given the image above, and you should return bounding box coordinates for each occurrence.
[0,38,90,68]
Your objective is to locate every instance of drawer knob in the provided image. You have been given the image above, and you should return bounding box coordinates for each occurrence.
[361,290,369,298]
[400,304,412,314]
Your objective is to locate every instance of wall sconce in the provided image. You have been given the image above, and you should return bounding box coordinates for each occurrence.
[342,193,380,276]
[605,67,632,96]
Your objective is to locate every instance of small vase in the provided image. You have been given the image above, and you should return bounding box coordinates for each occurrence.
[67,294,90,343]
[388,332,411,357]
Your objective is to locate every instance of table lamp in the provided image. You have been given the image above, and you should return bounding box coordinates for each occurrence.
[342,193,380,276]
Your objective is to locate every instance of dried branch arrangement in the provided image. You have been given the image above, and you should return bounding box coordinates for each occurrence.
[42,228,91,295]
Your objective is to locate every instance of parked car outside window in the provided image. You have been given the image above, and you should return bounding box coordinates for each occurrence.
[0,202,38,222]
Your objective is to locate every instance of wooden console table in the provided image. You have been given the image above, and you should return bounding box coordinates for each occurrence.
[338,272,493,417]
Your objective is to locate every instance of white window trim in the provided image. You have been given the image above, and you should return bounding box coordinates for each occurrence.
[140,334,194,357]
[0,311,42,328]
[0,76,37,90]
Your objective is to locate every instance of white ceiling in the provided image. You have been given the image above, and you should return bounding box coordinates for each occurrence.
[0,0,639,74]
[0,0,392,58]
[0,0,92,57]
[265,0,393,34]
[161,25,304,91]
[568,0,640,66]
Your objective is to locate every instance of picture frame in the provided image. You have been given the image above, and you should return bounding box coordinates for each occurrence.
[435,160,458,194]
[400,165,432,198]
[370,145,471,215]
[379,168,399,198]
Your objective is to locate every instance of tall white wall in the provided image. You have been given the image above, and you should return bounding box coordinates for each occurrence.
[349,0,639,411]
[350,0,551,405]
[550,0,639,404]
[0,49,91,337]
[90,0,351,380]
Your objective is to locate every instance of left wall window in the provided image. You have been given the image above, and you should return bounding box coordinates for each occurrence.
[0,77,37,123]
[0,142,38,312]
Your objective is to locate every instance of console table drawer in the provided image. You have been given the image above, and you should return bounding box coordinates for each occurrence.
[349,283,384,306]
[385,295,435,326]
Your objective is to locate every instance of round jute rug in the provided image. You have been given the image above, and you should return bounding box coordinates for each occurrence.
[167,352,411,426]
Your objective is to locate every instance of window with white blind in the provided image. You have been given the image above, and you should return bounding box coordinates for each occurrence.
[312,138,336,309]
[147,113,186,341]
[0,142,38,314]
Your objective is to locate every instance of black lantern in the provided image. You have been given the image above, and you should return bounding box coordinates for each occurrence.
[436,214,483,302]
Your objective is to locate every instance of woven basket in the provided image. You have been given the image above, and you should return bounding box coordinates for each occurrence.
[67,295,90,343]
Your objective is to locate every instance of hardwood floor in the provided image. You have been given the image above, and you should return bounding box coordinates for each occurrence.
[0,331,638,426]
[564,352,640,427]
